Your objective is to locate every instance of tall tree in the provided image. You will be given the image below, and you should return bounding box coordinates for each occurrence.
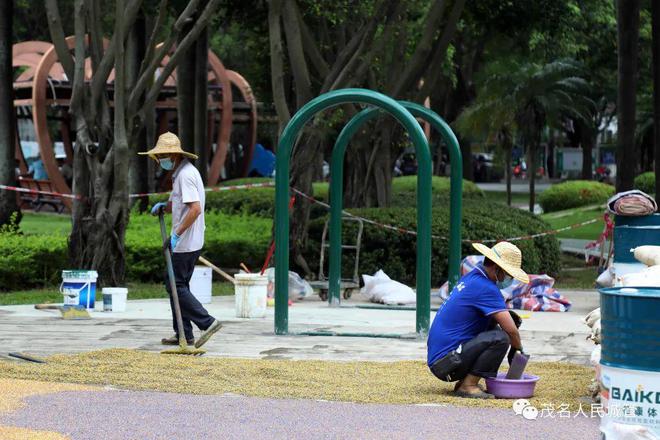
[268,0,466,275]
[616,0,640,191]
[0,0,19,227]
[45,0,220,285]
[653,0,660,196]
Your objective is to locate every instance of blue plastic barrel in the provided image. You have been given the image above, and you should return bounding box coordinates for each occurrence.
[613,214,660,264]
[599,287,660,438]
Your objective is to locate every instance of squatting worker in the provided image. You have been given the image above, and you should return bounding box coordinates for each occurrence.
[139,132,222,348]
[427,241,529,399]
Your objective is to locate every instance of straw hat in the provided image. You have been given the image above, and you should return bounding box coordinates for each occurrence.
[138,132,198,161]
[472,241,529,284]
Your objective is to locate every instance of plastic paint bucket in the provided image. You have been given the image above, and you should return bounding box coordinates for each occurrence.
[485,373,539,399]
[101,287,128,312]
[598,287,660,438]
[190,266,212,304]
[60,270,98,310]
[234,273,268,318]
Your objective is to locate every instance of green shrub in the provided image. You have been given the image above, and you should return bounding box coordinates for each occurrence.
[304,199,560,287]
[634,172,655,194]
[538,180,614,213]
[0,212,271,291]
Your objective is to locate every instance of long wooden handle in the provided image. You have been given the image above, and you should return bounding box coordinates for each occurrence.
[198,256,236,284]
[160,211,187,349]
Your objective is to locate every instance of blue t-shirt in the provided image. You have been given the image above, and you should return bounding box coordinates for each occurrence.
[427,264,507,366]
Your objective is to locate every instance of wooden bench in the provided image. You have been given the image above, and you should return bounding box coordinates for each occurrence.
[17,176,66,213]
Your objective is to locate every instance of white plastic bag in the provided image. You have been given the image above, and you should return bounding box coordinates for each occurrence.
[633,246,660,266]
[596,267,614,287]
[361,269,416,305]
[620,265,660,287]
[264,268,313,301]
[583,308,601,328]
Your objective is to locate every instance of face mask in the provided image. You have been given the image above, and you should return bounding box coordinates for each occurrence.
[159,158,174,170]
[496,273,514,290]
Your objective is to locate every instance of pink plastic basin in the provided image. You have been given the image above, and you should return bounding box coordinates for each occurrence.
[485,373,540,399]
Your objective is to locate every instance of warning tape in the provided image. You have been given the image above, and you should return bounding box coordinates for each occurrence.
[0,182,275,201]
[128,182,275,198]
[2,181,601,244]
[291,188,601,244]
[0,184,80,200]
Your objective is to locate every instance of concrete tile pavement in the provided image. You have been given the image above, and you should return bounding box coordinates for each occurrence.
[0,289,599,364]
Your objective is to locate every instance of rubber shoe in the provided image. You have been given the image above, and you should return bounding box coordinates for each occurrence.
[161,335,194,346]
[195,320,222,348]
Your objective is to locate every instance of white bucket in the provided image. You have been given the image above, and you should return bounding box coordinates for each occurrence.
[190,266,212,304]
[60,270,98,310]
[101,287,128,312]
[234,273,268,318]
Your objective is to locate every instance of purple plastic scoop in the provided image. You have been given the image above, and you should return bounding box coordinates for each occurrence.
[505,352,530,379]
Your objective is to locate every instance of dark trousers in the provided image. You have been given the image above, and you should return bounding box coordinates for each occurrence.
[430,329,510,381]
[164,249,215,340]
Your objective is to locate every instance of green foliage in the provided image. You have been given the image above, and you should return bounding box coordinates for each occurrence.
[305,199,560,287]
[0,212,270,291]
[391,176,484,206]
[538,180,614,213]
[634,172,655,195]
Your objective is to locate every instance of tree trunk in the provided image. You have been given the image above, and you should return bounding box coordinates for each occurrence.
[127,12,149,211]
[528,142,536,212]
[579,120,594,180]
[547,131,556,178]
[194,19,208,183]
[616,0,640,191]
[177,18,196,156]
[653,0,660,196]
[0,0,19,226]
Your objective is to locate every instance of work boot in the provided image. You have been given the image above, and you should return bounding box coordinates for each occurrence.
[161,335,194,346]
[194,320,223,348]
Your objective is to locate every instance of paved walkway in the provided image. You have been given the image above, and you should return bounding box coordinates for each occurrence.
[0,290,598,364]
[0,291,602,439]
[560,238,610,258]
[476,182,553,193]
[1,388,600,440]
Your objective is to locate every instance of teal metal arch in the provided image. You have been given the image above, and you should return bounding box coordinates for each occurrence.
[274,89,432,335]
[328,102,463,333]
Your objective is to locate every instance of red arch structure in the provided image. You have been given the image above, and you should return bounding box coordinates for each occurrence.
[13,39,257,208]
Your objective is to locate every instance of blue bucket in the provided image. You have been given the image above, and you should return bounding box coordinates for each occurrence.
[60,270,98,310]
[598,287,660,438]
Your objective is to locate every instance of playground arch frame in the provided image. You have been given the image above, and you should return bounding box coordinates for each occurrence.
[327,101,463,333]
[274,89,462,336]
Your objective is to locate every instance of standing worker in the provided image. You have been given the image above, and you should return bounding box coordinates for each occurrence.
[427,242,528,399]
[139,132,223,348]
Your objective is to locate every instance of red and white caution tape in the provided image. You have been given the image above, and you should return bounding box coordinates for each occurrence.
[292,188,600,244]
[1,181,275,201]
[0,183,80,200]
[128,181,275,198]
[2,181,601,244]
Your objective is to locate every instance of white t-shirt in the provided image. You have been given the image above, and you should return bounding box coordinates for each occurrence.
[169,160,205,253]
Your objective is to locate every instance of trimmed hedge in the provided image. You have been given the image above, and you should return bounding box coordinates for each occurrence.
[538,180,614,213]
[634,172,655,194]
[0,212,271,291]
[305,199,560,287]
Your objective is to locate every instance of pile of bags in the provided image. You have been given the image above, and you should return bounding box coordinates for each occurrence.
[597,245,660,288]
[361,270,416,305]
[583,307,602,403]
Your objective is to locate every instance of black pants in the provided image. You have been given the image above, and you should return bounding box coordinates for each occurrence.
[430,329,510,382]
[164,249,215,340]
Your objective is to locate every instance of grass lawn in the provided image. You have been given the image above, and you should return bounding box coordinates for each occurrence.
[0,282,234,306]
[540,205,604,240]
[19,212,71,236]
[482,191,534,206]
[553,253,597,290]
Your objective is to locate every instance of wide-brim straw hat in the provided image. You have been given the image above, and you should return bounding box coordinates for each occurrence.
[472,241,530,284]
[138,131,198,161]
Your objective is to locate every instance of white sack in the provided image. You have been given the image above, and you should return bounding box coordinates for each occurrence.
[633,246,660,266]
[361,270,416,305]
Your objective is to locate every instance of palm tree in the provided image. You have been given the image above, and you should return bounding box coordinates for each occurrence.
[457,59,592,212]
